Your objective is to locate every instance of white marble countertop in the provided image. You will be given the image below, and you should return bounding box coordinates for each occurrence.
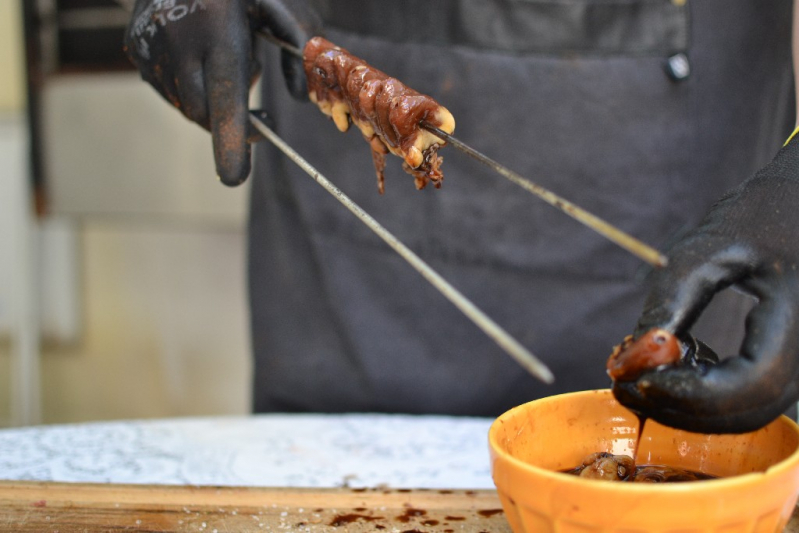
[0,414,495,489]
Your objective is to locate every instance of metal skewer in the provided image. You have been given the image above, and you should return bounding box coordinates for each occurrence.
[420,124,668,268]
[260,30,668,268]
[258,30,304,58]
[249,110,555,384]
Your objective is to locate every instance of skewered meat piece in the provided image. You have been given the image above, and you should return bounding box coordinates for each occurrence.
[606,328,682,381]
[303,37,456,193]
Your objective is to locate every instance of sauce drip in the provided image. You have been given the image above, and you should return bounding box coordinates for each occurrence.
[632,414,646,465]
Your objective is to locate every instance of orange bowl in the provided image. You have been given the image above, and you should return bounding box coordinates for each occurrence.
[489,389,799,533]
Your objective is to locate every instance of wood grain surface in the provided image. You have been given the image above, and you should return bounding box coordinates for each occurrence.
[0,481,511,533]
[0,481,796,532]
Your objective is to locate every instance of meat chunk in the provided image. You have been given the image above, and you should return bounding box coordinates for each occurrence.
[564,452,717,482]
[304,37,456,193]
[606,329,682,381]
[570,452,635,481]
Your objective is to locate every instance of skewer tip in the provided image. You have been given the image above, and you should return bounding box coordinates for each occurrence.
[540,369,555,384]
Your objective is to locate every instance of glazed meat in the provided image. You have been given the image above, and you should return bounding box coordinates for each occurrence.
[304,37,456,193]
[606,329,682,381]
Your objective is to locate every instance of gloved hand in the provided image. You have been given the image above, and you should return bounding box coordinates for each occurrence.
[613,133,799,434]
[124,0,321,185]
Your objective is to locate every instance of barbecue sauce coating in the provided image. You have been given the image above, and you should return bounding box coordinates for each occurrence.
[606,328,682,381]
[303,37,456,193]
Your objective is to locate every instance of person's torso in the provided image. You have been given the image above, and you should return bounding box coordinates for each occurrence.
[249,0,794,415]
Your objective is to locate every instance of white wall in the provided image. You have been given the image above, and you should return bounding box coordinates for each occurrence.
[39,221,252,421]
[0,0,253,424]
[43,73,249,222]
[0,118,25,337]
[0,0,27,336]
[0,0,25,113]
[0,0,40,425]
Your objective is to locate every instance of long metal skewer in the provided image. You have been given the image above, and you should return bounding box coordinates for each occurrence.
[420,124,669,268]
[263,30,668,268]
[249,111,554,384]
[258,30,304,58]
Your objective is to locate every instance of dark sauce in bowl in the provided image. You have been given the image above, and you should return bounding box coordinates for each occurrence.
[562,452,717,483]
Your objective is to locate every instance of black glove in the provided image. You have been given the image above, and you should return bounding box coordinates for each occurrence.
[124,0,321,185]
[613,133,799,434]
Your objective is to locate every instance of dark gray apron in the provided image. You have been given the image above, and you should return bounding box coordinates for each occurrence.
[249,0,794,415]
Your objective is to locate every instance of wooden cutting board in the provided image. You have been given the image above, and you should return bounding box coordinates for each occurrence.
[0,481,510,532]
[0,481,796,532]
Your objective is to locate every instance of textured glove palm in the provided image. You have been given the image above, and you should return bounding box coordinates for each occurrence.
[613,135,799,433]
[124,0,320,185]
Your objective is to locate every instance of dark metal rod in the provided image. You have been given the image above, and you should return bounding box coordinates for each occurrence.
[421,123,668,268]
[250,111,555,384]
[257,29,303,58]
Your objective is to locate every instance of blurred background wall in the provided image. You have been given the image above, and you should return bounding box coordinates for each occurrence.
[0,0,252,426]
